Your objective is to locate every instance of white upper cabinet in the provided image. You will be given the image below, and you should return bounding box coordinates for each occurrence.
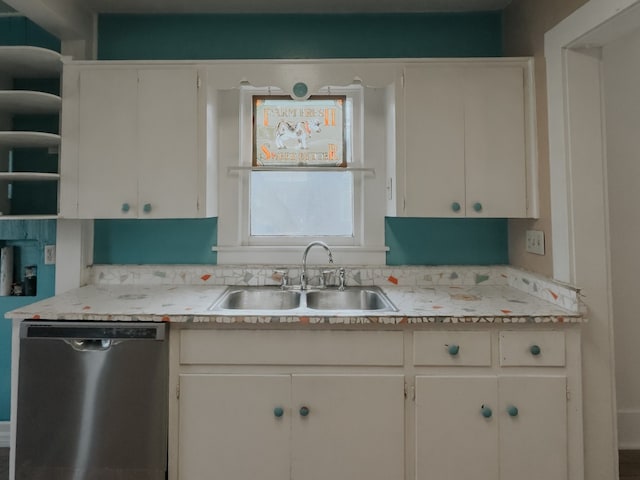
[75,68,138,219]
[60,64,214,219]
[403,65,466,217]
[58,58,535,220]
[400,59,537,218]
[464,65,528,217]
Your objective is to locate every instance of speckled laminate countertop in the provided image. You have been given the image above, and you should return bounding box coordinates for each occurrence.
[4,282,583,325]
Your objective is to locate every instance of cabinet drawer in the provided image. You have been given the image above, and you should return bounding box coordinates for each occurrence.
[413,331,491,366]
[499,331,565,366]
[180,329,404,366]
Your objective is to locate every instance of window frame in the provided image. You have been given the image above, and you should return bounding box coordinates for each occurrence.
[242,85,362,247]
[215,80,390,265]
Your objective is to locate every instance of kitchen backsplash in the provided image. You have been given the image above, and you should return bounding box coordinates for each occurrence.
[89,264,582,314]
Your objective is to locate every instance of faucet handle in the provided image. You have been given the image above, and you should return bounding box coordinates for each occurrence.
[337,267,346,291]
[320,270,334,288]
[272,269,289,288]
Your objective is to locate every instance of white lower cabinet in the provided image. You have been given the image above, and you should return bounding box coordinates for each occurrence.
[177,373,404,480]
[172,330,405,480]
[415,375,567,480]
[290,374,404,480]
[498,376,567,480]
[178,374,291,480]
[170,328,580,480]
[415,375,499,480]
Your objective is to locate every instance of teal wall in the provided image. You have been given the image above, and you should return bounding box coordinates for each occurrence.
[0,17,60,421]
[385,218,508,265]
[98,13,502,60]
[0,221,57,421]
[94,218,217,264]
[95,12,508,266]
[0,16,59,48]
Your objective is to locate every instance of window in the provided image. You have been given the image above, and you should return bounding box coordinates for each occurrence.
[250,171,354,237]
[215,78,391,265]
[250,93,354,240]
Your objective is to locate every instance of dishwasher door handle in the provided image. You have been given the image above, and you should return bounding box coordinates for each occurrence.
[67,338,114,351]
[20,321,166,341]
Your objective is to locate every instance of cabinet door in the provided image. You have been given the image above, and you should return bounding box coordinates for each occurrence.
[403,66,466,217]
[177,374,291,480]
[415,375,499,480]
[464,66,527,217]
[499,376,567,480]
[291,374,404,480]
[77,69,138,218]
[137,69,200,218]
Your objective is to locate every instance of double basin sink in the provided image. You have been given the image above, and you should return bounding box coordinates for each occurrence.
[210,285,397,314]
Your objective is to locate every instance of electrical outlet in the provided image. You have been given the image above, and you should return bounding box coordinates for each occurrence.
[44,245,56,265]
[525,230,545,255]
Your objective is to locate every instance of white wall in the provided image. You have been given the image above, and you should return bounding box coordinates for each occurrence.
[603,26,640,449]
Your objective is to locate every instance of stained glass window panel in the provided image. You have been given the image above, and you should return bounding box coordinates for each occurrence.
[253,96,347,167]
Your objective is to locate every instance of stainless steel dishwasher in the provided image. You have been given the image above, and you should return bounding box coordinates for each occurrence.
[15,321,168,480]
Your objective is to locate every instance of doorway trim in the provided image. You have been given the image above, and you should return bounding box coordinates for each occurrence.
[546,0,640,478]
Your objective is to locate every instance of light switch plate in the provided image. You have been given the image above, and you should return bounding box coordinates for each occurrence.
[525,230,545,255]
[44,245,56,265]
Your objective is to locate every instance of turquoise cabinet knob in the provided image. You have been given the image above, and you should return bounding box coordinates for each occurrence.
[530,345,541,356]
[274,407,284,418]
[143,203,152,213]
[481,405,492,418]
[121,203,130,213]
[292,82,308,98]
[447,344,460,356]
[473,202,483,213]
[507,405,519,417]
[299,406,310,417]
[451,202,461,213]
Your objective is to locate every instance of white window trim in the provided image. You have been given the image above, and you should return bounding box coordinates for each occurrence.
[243,85,360,246]
[215,79,391,265]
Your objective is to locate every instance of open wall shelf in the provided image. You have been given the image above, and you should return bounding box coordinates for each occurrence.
[0,46,62,77]
[0,45,61,217]
[0,91,61,114]
[0,131,60,148]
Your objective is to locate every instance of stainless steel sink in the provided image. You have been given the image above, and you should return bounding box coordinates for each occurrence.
[305,287,396,311]
[209,285,397,314]
[211,286,301,311]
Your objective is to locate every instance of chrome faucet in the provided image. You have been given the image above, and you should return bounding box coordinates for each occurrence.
[300,241,334,290]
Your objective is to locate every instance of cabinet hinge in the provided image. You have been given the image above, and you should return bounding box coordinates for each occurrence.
[176,382,180,399]
[401,73,405,89]
[197,75,202,89]
[566,386,571,401]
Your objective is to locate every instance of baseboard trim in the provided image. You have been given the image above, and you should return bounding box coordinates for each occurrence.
[618,410,640,449]
[0,421,9,448]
